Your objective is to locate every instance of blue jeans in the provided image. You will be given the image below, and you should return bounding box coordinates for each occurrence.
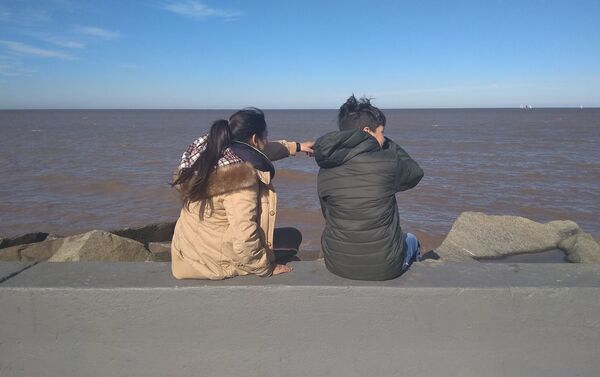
[402,232,421,272]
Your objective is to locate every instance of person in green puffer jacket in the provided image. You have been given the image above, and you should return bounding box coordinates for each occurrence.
[314,95,424,280]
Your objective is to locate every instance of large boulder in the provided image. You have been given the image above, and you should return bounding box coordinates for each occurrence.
[0,238,65,262]
[0,232,50,249]
[147,242,171,262]
[558,233,600,263]
[48,230,151,262]
[436,212,580,261]
[109,222,176,245]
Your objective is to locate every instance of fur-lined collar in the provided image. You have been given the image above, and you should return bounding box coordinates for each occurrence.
[204,162,258,197]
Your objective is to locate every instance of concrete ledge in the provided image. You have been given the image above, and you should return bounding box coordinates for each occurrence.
[0,261,36,283]
[1,261,599,377]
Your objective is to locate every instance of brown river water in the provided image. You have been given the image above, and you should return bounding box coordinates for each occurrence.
[1,109,598,254]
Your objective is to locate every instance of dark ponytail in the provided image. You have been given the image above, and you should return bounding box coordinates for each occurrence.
[174,119,232,218]
[338,94,386,131]
[174,107,268,219]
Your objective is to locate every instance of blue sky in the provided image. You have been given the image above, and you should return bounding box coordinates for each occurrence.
[1,0,599,109]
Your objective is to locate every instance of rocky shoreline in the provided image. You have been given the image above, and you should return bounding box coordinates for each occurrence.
[436,212,600,263]
[0,222,175,263]
[1,212,599,264]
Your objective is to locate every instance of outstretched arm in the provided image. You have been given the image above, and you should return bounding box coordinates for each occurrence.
[263,140,314,161]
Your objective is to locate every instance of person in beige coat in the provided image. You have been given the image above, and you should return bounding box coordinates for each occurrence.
[171,108,314,280]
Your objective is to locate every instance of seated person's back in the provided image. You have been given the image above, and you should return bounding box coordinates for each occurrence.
[314,95,424,280]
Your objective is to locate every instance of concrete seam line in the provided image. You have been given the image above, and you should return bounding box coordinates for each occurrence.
[0,262,40,285]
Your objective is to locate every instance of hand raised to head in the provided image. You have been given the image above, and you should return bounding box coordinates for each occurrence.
[300,141,315,157]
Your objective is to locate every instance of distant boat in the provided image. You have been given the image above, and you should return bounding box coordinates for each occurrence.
[519,104,533,109]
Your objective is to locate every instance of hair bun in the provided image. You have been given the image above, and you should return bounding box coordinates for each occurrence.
[341,94,358,112]
[337,94,385,131]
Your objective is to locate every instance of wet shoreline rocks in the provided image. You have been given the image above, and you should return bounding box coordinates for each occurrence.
[559,233,600,263]
[435,212,599,263]
[0,222,175,263]
[0,232,57,249]
[1,214,599,264]
[109,222,175,246]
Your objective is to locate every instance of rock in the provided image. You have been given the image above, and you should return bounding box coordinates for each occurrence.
[0,232,50,249]
[48,230,151,262]
[0,238,65,262]
[2,231,155,262]
[0,247,20,261]
[109,222,176,245]
[436,212,580,261]
[558,233,600,263]
[147,242,171,262]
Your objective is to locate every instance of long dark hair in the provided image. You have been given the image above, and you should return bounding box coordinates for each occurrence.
[338,94,386,131]
[173,108,267,218]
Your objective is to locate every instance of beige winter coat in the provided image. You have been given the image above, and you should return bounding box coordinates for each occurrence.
[171,141,296,280]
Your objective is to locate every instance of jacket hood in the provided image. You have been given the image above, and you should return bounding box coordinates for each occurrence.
[231,141,275,179]
[314,130,381,168]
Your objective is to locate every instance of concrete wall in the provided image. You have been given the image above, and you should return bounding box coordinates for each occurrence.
[1,261,599,377]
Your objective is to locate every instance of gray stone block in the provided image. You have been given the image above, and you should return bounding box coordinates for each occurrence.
[48,230,151,262]
[0,232,50,249]
[559,232,600,263]
[147,241,171,262]
[109,221,176,244]
[436,212,580,261]
[1,261,599,377]
[0,237,65,262]
[2,260,599,288]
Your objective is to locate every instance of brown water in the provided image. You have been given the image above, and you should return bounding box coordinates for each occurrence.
[1,109,599,253]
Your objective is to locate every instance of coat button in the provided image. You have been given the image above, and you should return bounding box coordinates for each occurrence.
[269,210,275,216]
[267,242,272,247]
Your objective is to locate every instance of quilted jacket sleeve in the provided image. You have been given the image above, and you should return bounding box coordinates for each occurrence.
[388,139,424,192]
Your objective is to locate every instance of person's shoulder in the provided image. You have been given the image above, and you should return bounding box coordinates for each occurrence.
[382,137,399,149]
[206,162,258,197]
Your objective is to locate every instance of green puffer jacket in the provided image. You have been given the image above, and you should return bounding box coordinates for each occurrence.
[314,130,424,280]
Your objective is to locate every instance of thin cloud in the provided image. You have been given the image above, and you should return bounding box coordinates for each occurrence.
[0,40,75,60]
[0,56,34,76]
[0,6,51,25]
[44,37,85,49]
[160,1,242,20]
[76,26,120,40]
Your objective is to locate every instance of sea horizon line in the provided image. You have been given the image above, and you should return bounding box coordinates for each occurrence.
[1,106,599,111]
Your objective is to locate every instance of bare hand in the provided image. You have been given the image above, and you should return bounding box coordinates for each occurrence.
[300,141,315,157]
[272,264,293,276]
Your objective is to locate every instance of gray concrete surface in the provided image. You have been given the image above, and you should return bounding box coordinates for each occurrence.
[1,261,599,377]
[0,261,36,283]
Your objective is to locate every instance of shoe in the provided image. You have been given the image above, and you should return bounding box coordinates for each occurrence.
[421,250,440,261]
